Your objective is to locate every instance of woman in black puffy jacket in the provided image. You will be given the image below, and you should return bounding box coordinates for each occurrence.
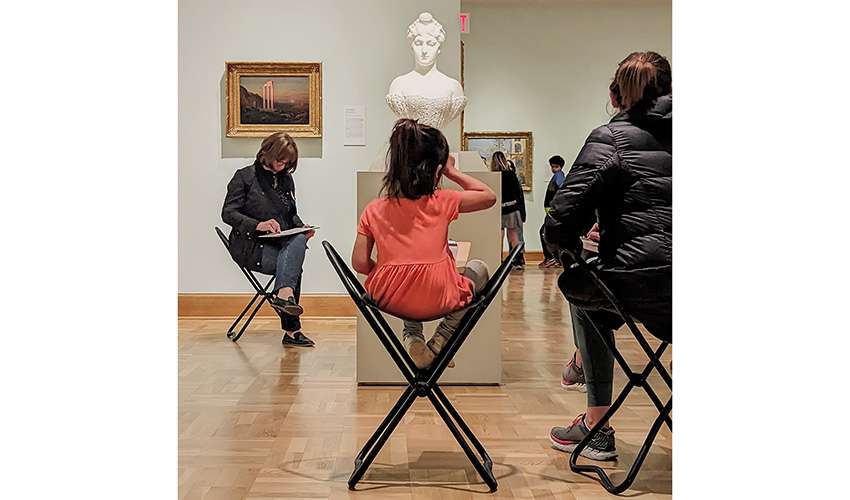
[544,51,671,461]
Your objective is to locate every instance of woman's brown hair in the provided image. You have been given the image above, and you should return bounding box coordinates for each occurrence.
[609,51,671,110]
[489,151,509,172]
[256,131,299,174]
[382,119,449,200]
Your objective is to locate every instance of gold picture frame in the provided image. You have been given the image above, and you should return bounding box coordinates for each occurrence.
[462,131,533,191]
[225,62,322,138]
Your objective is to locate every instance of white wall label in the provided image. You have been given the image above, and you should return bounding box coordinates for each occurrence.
[343,105,366,146]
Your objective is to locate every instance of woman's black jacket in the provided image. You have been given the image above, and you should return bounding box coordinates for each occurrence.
[221,161,304,272]
[544,95,672,340]
[500,169,526,221]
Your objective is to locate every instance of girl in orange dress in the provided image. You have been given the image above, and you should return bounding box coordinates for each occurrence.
[352,119,497,369]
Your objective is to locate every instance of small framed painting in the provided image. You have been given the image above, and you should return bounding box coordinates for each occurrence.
[225,62,322,138]
[463,131,533,191]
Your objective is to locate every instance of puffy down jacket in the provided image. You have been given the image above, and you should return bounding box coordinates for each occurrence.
[544,95,672,341]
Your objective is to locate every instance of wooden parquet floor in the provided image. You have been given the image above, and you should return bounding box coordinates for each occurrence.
[178,266,672,499]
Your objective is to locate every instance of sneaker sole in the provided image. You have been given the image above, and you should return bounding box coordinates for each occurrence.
[561,380,588,393]
[549,435,618,460]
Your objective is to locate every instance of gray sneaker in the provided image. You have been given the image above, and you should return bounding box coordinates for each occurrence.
[408,341,436,370]
[561,352,587,392]
[549,414,618,460]
[426,337,455,368]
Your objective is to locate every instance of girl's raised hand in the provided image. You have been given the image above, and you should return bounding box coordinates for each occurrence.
[442,154,460,180]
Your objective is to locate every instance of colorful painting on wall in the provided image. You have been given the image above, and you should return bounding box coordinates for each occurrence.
[226,62,322,138]
[463,132,533,191]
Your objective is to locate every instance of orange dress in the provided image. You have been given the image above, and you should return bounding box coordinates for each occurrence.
[357,190,474,320]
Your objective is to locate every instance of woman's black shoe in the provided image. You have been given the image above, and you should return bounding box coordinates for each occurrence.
[268,295,303,316]
[282,331,315,346]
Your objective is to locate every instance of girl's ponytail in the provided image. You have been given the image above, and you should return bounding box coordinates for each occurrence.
[383,119,449,199]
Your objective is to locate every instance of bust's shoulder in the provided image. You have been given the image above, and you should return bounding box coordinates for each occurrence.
[388,70,464,99]
[448,78,464,97]
[433,72,463,96]
[388,72,416,93]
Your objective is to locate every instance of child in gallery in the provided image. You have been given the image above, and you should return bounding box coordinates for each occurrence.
[351,118,496,369]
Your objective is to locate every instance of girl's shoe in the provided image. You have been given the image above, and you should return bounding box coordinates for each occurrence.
[409,342,436,369]
[426,339,455,368]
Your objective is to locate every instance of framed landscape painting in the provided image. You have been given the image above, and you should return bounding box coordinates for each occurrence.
[462,131,533,191]
[226,62,322,138]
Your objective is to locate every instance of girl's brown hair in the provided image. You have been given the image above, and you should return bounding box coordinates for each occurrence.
[382,119,449,199]
[256,131,299,174]
[609,51,671,110]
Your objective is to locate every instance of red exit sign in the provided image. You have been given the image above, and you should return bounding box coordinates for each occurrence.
[460,13,470,34]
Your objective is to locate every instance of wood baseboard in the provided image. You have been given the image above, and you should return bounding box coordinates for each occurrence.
[181,252,545,318]
[178,293,356,318]
[502,250,544,262]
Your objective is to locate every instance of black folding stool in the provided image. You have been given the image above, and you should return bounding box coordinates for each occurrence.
[560,247,672,494]
[323,240,524,492]
[215,226,275,342]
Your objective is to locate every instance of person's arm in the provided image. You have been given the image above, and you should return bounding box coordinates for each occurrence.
[517,176,527,223]
[282,176,314,239]
[543,126,619,257]
[543,178,557,209]
[351,233,376,275]
[442,155,496,213]
[222,170,263,237]
[290,204,305,229]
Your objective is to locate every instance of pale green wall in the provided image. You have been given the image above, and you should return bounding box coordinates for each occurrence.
[178,0,461,293]
[461,2,672,251]
[178,0,671,293]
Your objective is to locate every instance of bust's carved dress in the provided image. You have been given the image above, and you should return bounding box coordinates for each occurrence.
[386,93,467,130]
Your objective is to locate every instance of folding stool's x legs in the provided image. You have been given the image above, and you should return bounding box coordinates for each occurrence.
[347,308,498,492]
[428,386,497,491]
[347,380,497,491]
[568,315,672,494]
[348,385,417,489]
[226,273,274,342]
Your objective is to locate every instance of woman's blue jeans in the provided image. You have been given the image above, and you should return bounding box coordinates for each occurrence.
[260,233,307,332]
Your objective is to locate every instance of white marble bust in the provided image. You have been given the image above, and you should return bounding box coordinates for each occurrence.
[386,12,467,130]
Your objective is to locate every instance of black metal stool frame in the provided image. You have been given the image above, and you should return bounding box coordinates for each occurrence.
[560,247,672,494]
[215,226,275,342]
[323,240,523,492]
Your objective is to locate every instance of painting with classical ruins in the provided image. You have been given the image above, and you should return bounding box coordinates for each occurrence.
[226,62,322,138]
